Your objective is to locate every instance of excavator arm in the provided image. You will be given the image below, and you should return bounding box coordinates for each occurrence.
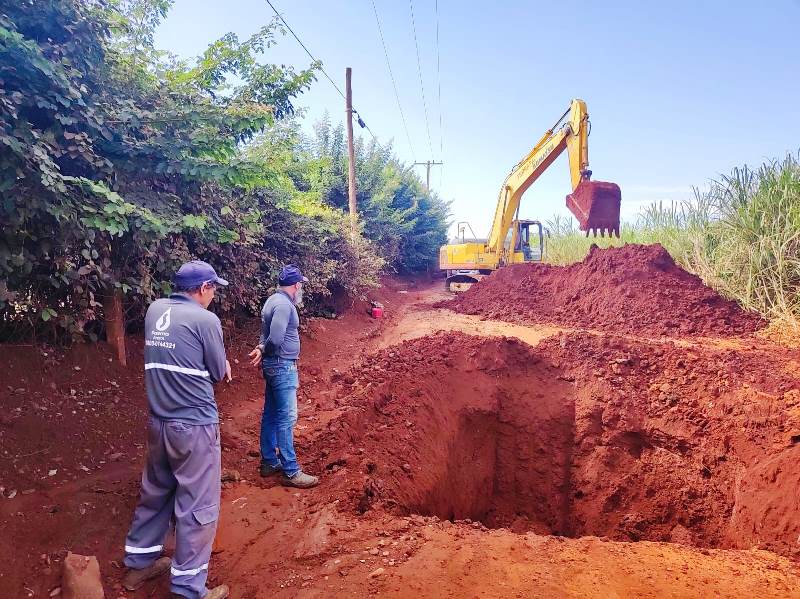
[486,99,621,254]
[438,98,620,292]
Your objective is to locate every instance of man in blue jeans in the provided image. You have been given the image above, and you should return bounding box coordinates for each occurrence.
[248,264,319,488]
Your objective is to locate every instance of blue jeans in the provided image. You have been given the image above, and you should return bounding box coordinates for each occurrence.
[260,357,300,476]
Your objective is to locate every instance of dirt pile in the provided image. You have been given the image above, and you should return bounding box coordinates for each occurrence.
[310,331,800,553]
[442,243,765,337]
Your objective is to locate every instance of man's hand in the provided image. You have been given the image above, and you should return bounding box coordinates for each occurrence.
[225,360,233,383]
[248,347,263,367]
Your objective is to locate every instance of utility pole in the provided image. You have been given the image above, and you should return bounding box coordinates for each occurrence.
[345,67,357,237]
[412,160,443,192]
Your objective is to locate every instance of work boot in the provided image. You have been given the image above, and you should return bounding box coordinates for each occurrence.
[122,556,171,591]
[172,585,229,599]
[281,471,319,488]
[259,462,282,477]
[206,584,230,599]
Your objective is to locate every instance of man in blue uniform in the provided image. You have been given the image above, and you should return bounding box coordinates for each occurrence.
[122,260,232,599]
[248,264,319,488]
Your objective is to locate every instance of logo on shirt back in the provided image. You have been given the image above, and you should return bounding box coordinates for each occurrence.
[155,308,172,331]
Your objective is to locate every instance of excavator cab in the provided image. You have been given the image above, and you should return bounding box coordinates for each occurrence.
[508,220,543,263]
[443,219,544,292]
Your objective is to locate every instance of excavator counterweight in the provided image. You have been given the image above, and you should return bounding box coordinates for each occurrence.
[566,180,622,237]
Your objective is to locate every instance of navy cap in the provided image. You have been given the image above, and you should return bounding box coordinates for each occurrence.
[278,264,308,286]
[173,260,229,289]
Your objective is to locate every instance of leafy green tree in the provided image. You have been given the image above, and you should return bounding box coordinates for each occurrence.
[0,0,315,340]
[287,117,450,272]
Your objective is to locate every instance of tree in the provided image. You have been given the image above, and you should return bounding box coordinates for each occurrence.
[288,117,450,272]
[0,0,449,352]
[0,0,316,350]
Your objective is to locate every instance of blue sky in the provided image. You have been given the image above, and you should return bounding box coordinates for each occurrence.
[155,1,800,236]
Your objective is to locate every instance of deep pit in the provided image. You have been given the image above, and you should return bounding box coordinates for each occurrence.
[314,331,800,553]
[399,358,575,536]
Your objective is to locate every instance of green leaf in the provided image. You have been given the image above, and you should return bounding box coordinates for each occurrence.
[217,228,240,243]
[182,214,208,230]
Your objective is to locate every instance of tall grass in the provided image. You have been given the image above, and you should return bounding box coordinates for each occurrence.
[543,153,800,327]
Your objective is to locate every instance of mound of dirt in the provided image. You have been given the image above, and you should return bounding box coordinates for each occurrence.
[442,243,765,337]
[309,330,800,554]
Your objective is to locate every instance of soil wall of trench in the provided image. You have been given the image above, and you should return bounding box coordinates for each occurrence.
[307,331,800,557]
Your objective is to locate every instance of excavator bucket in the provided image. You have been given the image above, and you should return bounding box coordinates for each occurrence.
[566,180,622,237]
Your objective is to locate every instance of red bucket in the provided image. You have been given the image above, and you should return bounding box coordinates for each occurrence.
[566,180,622,237]
[371,306,384,318]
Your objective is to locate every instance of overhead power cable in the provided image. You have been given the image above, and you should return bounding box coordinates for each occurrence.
[408,0,434,157]
[371,0,416,160]
[265,0,376,139]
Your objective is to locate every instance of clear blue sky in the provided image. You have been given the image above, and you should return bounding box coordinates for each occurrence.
[156,1,800,236]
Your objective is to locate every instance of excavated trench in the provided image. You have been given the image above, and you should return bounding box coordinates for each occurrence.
[402,382,576,537]
[323,332,799,552]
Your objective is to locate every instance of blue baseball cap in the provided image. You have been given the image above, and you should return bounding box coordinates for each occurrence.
[278,264,308,286]
[173,260,229,288]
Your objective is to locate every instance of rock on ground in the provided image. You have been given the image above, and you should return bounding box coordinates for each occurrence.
[62,552,104,599]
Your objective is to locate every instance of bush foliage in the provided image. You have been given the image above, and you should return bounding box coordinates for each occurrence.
[0,0,449,339]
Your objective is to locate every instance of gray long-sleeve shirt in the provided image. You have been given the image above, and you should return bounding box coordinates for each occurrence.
[143,294,227,424]
[258,290,300,360]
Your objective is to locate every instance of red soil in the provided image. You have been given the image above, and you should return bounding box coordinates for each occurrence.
[310,330,800,554]
[443,243,765,337]
[1,276,799,598]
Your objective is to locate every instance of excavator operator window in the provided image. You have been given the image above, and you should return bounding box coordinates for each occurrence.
[515,222,542,262]
[514,224,530,251]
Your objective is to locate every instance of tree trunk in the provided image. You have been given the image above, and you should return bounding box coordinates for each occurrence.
[103,289,127,367]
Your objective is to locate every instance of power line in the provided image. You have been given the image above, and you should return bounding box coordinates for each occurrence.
[264,0,376,139]
[265,0,343,98]
[371,0,416,160]
[408,0,434,157]
[434,0,443,157]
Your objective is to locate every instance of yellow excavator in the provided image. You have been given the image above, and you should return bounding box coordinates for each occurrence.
[440,99,621,291]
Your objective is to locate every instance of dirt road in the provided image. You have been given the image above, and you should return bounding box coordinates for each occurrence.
[1,275,798,598]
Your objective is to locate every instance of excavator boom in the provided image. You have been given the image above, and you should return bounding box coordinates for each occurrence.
[487,99,621,248]
[439,99,621,291]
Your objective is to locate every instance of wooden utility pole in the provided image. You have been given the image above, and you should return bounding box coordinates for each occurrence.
[103,288,127,366]
[345,67,357,236]
[412,160,443,192]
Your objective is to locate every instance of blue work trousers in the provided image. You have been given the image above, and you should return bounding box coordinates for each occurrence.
[124,418,221,599]
[259,357,300,476]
